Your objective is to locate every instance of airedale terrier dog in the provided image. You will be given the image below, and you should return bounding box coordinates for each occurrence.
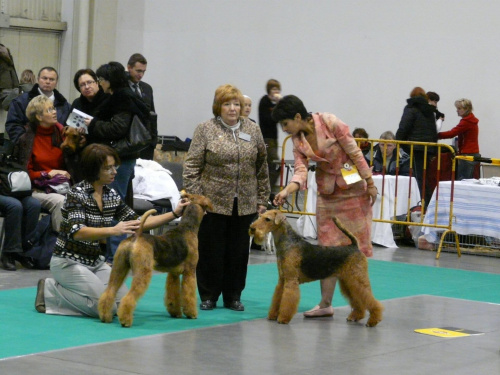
[98,192,212,327]
[249,210,383,326]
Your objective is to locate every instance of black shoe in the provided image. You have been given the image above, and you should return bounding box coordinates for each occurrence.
[200,300,216,310]
[1,253,16,271]
[35,279,46,313]
[224,300,245,311]
[11,253,35,269]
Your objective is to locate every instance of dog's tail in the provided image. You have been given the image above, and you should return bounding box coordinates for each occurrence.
[135,209,157,238]
[332,216,359,247]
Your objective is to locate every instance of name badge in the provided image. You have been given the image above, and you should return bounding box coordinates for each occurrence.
[341,163,362,184]
[239,132,251,142]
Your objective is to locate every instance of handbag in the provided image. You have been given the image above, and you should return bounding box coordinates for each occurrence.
[33,174,71,195]
[110,115,152,157]
[0,154,32,197]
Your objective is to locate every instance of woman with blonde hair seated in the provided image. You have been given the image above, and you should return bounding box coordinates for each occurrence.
[13,95,69,233]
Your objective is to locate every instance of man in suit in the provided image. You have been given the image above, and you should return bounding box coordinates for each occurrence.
[127,53,157,160]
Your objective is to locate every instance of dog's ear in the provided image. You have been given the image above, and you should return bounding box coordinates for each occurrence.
[274,210,286,224]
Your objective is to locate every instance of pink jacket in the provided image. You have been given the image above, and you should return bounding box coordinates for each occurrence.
[290,113,372,194]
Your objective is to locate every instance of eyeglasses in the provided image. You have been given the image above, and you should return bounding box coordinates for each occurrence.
[102,165,119,173]
[97,77,107,83]
[45,106,57,114]
[79,80,96,89]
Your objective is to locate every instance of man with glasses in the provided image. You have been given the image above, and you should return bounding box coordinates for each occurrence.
[127,53,157,160]
[5,66,71,146]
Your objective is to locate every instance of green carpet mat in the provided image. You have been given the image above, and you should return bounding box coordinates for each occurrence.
[1,260,500,360]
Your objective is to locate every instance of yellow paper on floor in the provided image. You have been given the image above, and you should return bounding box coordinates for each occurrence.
[414,327,483,338]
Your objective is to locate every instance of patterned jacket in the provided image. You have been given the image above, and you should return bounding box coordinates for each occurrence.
[53,180,138,266]
[290,113,372,195]
[183,117,270,216]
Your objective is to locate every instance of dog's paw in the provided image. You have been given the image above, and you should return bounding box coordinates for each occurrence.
[347,310,365,322]
[119,317,133,328]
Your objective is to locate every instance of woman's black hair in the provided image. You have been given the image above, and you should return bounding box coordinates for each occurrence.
[271,95,309,122]
[95,61,128,91]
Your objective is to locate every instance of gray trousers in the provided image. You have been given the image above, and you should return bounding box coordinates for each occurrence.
[44,256,128,317]
[32,190,65,232]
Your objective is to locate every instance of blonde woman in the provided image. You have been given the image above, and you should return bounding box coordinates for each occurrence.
[438,98,479,180]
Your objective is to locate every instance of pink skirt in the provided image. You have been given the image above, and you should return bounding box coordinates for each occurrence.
[316,181,373,257]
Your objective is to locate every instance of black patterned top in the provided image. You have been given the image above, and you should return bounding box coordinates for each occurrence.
[53,180,138,266]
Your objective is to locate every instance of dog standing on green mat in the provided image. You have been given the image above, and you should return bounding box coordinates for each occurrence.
[249,210,383,325]
[98,192,212,327]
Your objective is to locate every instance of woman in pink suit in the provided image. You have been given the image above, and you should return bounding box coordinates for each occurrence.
[272,95,377,318]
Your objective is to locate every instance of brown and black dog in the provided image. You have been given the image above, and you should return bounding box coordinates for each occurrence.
[61,126,86,184]
[98,192,213,327]
[249,210,384,326]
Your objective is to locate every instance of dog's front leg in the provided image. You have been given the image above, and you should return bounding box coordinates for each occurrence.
[277,279,300,324]
[180,270,198,319]
[268,278,285,321]
[166,273,182,318]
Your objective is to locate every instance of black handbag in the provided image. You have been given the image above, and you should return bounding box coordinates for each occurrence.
[110,115,152,158]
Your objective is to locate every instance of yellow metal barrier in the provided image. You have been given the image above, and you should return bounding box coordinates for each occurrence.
[277,136,461,259]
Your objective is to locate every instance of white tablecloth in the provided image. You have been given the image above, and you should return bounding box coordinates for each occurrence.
[422,180,500,243]
[298,174,421,248]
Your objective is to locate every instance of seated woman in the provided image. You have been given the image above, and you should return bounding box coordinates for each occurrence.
[12,95,69,233]
[34,143,189,317]
[352,127,371,155]
[0,194,41,271]
[365,131,410,176]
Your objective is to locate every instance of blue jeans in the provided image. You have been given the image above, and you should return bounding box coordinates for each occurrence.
[106,158,136,263]
[0,195,41,253]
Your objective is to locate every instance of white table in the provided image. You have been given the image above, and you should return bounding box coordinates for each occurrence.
[422,180,500,243]
[298,174,421,248]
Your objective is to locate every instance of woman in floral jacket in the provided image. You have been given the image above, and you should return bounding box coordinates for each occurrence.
[272,95,377,318]
[183,84,270,312]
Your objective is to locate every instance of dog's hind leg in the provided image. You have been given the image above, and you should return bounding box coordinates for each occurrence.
[339,256,383,327]
[277,279,301,324]
[98,244,131,323]
[165,272,182,318]
[117,250,154,327]
[268,278,285,321]
[339,277,366,323]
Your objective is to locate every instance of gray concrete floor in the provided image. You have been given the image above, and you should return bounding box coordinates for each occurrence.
[1,216,500,374]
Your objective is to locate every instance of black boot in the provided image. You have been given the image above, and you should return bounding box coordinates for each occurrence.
[1,252,17,271]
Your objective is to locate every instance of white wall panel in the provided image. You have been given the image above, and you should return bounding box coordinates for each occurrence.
[112,0,500,160]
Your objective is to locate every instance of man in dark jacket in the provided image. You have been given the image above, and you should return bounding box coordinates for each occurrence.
[127,53,157,160]
[5,66,71,145]
[366,131,410,176]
